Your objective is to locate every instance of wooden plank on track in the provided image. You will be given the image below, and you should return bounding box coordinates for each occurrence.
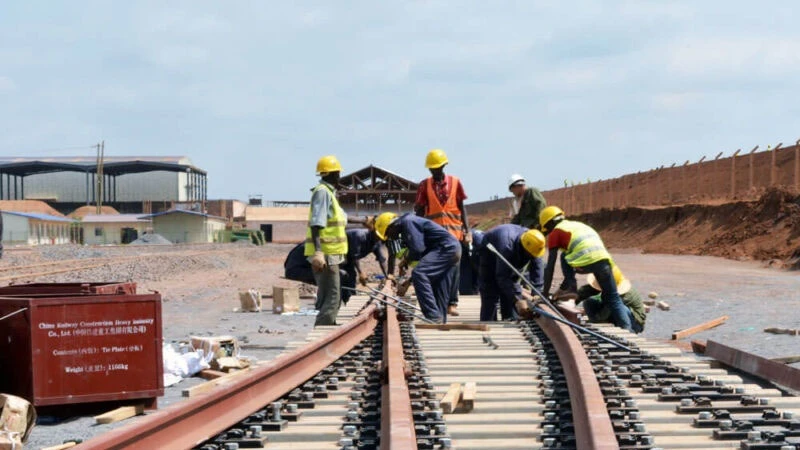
[460,381,477,411]
[440,383,463,414]
[671,316,728,340]
[94,404,144,424]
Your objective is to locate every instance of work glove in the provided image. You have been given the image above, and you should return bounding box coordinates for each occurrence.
[358,273,369,286]
[310,251,326,272]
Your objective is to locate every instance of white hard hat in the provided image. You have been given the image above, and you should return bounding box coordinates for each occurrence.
[508,173,525,189]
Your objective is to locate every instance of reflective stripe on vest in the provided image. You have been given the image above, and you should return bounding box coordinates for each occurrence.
[556,220,610,268]
[424,175,464,241]
[304,184,348,256]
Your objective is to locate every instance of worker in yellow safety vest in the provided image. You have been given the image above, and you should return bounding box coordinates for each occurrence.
[534,206,634,332]
[305,155,348,326]
[414,149,471,316]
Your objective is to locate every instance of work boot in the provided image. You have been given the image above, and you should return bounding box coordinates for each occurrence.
[447,305,460,316]
[553,287,578,301]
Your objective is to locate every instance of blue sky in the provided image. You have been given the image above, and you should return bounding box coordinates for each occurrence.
[2,1,800,202]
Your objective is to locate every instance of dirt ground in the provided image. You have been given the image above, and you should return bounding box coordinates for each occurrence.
[12,240,800,448]
[575,188,800,269]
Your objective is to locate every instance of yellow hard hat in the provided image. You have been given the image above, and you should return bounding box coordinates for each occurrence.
[539,206,565,230]
[520,229,546,258]
[316,155,342,175]
[425,149,449,169]
[374,212,398,241]
[586,264,632,295]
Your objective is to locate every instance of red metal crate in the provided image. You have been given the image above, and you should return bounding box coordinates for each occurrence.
[0,292,163,407]
[0,282,137,296]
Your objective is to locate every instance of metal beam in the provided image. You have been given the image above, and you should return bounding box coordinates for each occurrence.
[535,304,619,450]
[79,304,380,449]
[381,307,417,450]
[706,340,800,392]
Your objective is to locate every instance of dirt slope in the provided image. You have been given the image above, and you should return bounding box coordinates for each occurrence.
[574,189,800,268]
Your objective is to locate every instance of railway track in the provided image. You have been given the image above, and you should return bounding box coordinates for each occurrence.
[76,294,800,450]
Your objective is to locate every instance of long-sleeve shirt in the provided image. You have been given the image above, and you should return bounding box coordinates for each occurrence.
[397,213,458,262]
[481,224,532,301]
[345,229,386,264]
[510,187,547,229]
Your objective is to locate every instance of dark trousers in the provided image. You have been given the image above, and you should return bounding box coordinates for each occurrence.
[458,242,478,295]
[478,254,518,321]
[577,259,633,331]
[413,244,461,323]
[559,253,578,292]
[340,263,356,304]
[313,264,341,326]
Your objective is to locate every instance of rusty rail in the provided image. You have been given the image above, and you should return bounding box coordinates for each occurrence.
[536,303,619,450]
[380,306,417,450]
[78,303,380,450]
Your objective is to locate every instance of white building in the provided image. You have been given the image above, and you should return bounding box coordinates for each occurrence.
[244,206,308,243]
[144,210,227,244]
[79,214,151,245]
[1,211,74,245]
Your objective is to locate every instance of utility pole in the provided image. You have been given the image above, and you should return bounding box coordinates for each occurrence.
[95,141,104,214]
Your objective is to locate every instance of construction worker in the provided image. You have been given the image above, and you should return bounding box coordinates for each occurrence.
[414,149,471,315]
[577,267,646,333]
[305,155,348,326]
[340,228,391,304]
[284,227,391,303]
[476,225,546,321]
[508,174,547,229]
[375,212,460,323]
[507,173,547,291]
[538,206,634,331]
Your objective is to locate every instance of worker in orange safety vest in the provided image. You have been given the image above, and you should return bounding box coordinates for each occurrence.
[414,148,471,316]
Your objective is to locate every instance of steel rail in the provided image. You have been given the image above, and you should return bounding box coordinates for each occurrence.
[77,303,380,450]
[534,303,619,450]
[380,306,417,450]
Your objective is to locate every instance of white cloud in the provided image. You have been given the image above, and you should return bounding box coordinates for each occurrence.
[666,36,800,77]
[651,92,701,111]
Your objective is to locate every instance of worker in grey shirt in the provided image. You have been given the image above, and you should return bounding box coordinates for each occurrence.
[305,155,348,326]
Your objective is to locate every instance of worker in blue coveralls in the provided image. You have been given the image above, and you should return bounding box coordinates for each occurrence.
[374,212,460,323]
[284,227,390,303]
[476,225,546,321]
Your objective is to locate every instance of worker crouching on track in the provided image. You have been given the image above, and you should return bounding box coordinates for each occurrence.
[305,155,348,326]
[539,206,635,332]
[577,267,646,333]
[415,149,471,315]
[375,212,461,323]
[284,227,391,304]
[477,225,546,321]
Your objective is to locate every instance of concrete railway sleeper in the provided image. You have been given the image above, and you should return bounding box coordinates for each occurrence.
[77,295,800,449]
[565,320,800,450]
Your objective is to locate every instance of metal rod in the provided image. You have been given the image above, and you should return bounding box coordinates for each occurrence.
[0,308,27,322]
[532,306,632,352]
[367,286,426,313]
[341,286,424,313]
[354,290,436,324]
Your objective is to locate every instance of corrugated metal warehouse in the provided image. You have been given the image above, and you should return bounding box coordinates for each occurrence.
[0,156,207,214]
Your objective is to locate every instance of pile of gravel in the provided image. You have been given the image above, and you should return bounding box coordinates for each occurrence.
[130,233,173,245]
